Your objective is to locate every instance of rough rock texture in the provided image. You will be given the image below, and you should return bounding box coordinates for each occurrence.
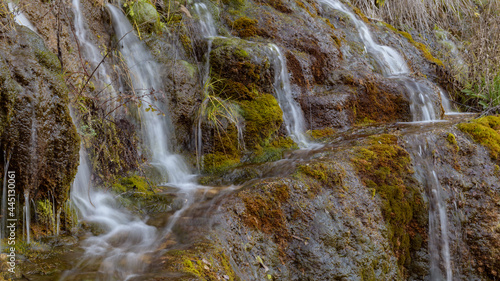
[160,120,499,281]
[0,25,79,208]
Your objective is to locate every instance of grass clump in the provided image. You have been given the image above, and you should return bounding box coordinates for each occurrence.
[352,134,425,271]
[458,115,500,160]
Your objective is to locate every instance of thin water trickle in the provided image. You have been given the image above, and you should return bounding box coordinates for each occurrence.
[108,4,196,186]
[429,171,453,281]
[318,0,449,122]
[72,0,117,107]
[24,191,30,244]
[268,44,316,148]
[7,2,37,32]
[194,2,218,170]
[408,139,454,281]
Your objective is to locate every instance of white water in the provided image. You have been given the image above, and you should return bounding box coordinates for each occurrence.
[72,0,117,106]
[268,44,314,148]
[318,0,447,122]
[194,3,217,37]
[319,0,408,75]
[7,2,37,32]
[108,4,196,187]
[429,171,453,281]
[1,153,9,247]
[24,191,30,243]
[194,2,217,169]
[63,147,158,280]
[439,88,458,114]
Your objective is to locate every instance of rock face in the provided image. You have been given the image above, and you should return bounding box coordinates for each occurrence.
[0,25,79,207]
[161,120,499,281]
[3,0,499,280]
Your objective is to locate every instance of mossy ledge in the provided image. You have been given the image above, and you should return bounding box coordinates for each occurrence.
[457,115,500,160]
[380,22,443,66]
[352,134,426,274]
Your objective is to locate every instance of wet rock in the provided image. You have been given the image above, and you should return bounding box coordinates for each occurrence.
[0,26,79,207]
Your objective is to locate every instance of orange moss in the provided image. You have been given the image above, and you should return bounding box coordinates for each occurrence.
[233,17,258,38]
[353,80,410,124]
[352,134,425,270]
[239,182,291,243]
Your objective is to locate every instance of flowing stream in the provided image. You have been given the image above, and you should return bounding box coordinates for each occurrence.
[408,137,454,281]
[7,2,37,32]
[319,0,444,122]
[318,1,454,279]
[72,0,117,107]
[268,44,314,148]
[61,4,205,279]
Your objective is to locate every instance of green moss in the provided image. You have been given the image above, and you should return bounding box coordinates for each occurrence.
[222,0,246,10]
[235,48,249,58]
[233,16,258,38]
[458,115,500,160]
[352,134,425,271]
[251,136,297,163]
[125,0,164,34]
[308,127,336,140]
[203,152,240,175]
[164,242,238,280]
[239,94,283,149]
[447,133,457,145]
[353,7,370,23]
[179,33,193,56]
[380,22,443,66]
[112,175,152,197]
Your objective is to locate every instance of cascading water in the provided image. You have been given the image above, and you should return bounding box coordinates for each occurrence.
[429,171,453,281]
[72,0,117,106]
[318,0,408,76]
[108,4,195,187]
[319,1,455,278]
[408,138,454,281]
[194,2,217,38]
[24,191,30,244]
[61,4,205,279]
[7,2,37,32]
[318,0,444,122]
[62,147,158,280]
[268,44,313,148]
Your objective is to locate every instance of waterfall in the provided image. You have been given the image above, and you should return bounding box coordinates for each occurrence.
[268,44,313,148]
[1,152,11,247]
[108,4,196,187]
[429,171,453,281]
[409,138,454,281]
[194,3,217,37]
[7,2,37,32]
[318,0,446,122]
[62,147,158,279]
[72,0,117,107]
[24,191,30,243]
[194,2,217,169]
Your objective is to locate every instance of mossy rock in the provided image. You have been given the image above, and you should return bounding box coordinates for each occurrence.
[126,0,163,34]
[209,37,273,98]
[352,134,426,272]
[0,25,79,210]
[239,94,283,149]
[458,115,500,160]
